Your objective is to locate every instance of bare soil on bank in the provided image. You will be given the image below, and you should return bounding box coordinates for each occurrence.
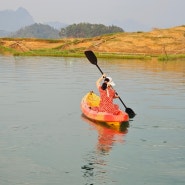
[0,26,185,56]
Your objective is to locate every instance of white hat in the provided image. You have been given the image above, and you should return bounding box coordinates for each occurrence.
[106,77,115,86]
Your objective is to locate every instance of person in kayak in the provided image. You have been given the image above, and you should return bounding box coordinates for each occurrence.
[96,74,120,114]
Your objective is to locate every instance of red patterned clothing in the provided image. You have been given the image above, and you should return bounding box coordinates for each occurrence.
[98,86,120,114]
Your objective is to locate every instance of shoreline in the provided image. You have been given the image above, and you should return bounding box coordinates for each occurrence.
[1,26,185,61]
[1,48,184,61]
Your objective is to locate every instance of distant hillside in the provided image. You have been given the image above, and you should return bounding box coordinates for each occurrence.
[1,26,184,58]
[0,7,35,32]
[9,22,124,39]
[10,23,60,39]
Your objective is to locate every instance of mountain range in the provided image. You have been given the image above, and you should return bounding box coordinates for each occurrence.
[0,7,66,37]
[0,7,175,38]
[0,7,34,33]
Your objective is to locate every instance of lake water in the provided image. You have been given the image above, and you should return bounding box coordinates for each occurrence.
[0,55,185,185]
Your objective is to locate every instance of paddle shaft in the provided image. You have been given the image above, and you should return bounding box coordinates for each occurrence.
[96,64,104,75]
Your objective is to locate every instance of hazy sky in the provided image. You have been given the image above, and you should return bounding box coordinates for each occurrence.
[1,0,185,31]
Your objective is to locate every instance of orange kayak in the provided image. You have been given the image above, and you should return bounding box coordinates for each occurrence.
[81,91,129,126]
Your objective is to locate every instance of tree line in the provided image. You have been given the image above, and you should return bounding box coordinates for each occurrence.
[59,23,124,38]
[9,22,124,39]
[10,23,60,39]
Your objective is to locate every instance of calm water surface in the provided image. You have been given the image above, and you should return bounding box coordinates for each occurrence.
[0,55,185,185]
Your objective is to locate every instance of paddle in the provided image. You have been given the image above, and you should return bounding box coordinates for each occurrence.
[84,50,136,118]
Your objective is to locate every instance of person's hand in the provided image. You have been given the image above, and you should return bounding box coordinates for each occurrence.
[115,94,119,98]
[102,74,106,78]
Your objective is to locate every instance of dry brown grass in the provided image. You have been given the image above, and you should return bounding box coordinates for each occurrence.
[0,26,185,55]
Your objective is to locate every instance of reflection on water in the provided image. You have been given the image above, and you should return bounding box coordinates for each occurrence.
[81,115,129,153]
[0,56,185,185]
[81,116,129,185]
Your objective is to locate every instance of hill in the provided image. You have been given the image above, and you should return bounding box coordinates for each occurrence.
[9,23,124,39]
[0,7,34,33]
[59,23,124,38]
[10,23,60,39]
[0,26,185,59]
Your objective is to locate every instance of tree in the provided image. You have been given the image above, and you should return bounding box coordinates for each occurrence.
[59,23,124,38]
[10,23,60,39]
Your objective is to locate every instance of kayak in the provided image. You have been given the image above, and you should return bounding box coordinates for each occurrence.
[81,91,129,126]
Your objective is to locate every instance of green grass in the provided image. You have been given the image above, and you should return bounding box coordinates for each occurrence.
[13,49,152,59]
[96,52,152,60]
[0,45,17,55]
[158,54,185,61]
[2,45,184,61]
[13,49,85,57]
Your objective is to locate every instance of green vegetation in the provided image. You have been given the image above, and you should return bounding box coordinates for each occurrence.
[59,23,124,38]
[6,22,124,39]
[94,52,152,60]
[12,49,185,60]
[158,54,185,61]
[10,23,60,39]
[2,46,185,60]
[13,49,85,58]
[13,49,151,59]
[1,25,185,61]
[0,45,17,54]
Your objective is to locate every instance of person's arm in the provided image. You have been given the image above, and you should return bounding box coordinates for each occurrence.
[114,94,119,99]
[96,74,106,89]
[113,89,119,98]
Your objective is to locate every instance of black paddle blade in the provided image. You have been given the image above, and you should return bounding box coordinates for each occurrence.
[126,108,136,119]
[84,50,97,65]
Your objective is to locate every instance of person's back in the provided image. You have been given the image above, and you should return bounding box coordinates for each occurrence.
[96,75,120,114]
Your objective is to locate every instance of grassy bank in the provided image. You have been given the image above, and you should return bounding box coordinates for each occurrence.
[1,26,185,60]
[158,54,185,61]
[13,49,152,60]
[1,45,185,61]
